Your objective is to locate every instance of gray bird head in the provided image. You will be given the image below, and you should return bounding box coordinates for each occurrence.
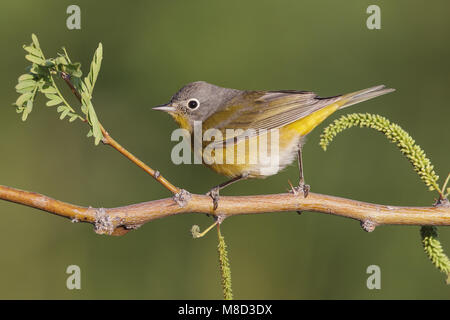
[153,81,241,129]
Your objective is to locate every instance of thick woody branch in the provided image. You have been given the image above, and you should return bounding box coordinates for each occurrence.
[1,184,449,236]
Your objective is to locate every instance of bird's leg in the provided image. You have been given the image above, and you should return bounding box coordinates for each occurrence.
[293,144,310,197]
[207,173,248,210]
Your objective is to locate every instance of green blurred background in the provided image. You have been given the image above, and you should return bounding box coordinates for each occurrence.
[0,0,449,299]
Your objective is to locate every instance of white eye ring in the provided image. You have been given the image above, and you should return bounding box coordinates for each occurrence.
[187,98,200,110]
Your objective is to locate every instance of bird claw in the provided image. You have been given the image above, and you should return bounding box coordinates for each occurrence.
[291,183,310,198]
[206,187,220,210]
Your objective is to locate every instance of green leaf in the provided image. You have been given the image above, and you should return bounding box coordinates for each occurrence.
[43,59,55,67]
[71,77,83,92]
[29,64,50,76]
[15,79,36,90]
[25,54,45,65]
[15,92,33,107]
[81,104,88,115]
[16,79,36,88]
[94,135,102,145]
[84,43,103,95]
[54,56,68,66]
[21,110,29,121]
[56,105,66,113]
[46,96,63,106]
[40,86,58,94]
[23,45,42,57]
[59,108,70,120]
[25,99,33,112]
[62,62,82,77]
[31,34,40,49]
[44,93,60,100]
[69,114,79,122]
[21,100,33,121]
[18,74,34,82]
[16,86,35,94]
[72,70,82,78]
[80,82,89,98]
[14,35,103,146]
[61,47,71,62]
[83,99,104,144]
[84,76,92,94]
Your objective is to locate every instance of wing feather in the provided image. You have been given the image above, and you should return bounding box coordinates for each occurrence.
[205,90,341,147]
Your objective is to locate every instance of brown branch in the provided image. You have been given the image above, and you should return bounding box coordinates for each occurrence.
[31,71,446,237]
[1,184,449,236]
[99,125,180,194]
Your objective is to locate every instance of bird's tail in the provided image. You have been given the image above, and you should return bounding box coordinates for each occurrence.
[339,85,395,109]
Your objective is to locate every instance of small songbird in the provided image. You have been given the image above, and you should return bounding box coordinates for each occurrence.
[154,81,395,209]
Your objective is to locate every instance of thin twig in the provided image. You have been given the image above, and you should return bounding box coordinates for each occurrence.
[59,72,179,195]
[99,125,179,194]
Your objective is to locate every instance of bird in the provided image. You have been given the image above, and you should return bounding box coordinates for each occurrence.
[154,81,395,209]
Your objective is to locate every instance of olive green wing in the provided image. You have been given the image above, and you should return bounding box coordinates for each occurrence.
[205,90,341,146]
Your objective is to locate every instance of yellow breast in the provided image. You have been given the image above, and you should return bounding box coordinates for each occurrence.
[203,102,342,178]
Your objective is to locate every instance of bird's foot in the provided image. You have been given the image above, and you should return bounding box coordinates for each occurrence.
[290,182,310,198]
[206,186,220,210]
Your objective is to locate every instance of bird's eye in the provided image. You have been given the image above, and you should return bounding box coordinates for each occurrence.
[187,98,200,110]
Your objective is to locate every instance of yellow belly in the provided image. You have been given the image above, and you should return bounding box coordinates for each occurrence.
[204,102,341,178]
